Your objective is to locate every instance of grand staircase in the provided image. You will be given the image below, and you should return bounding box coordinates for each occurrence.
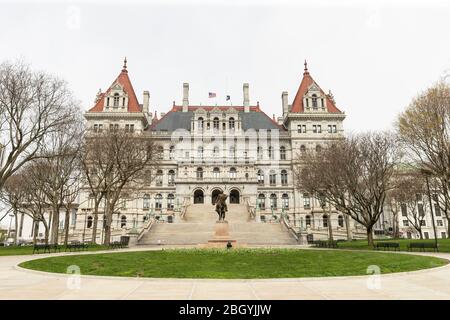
[137,204,298,246]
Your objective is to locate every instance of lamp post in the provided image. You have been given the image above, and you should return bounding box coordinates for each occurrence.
[421,168,438,247]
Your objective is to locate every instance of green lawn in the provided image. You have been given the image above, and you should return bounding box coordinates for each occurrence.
[0,244,110,256]
[337,238,450,252]
[19,248,447,279]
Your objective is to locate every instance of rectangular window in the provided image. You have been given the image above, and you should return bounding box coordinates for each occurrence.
[401,203,407,216]
[93,124,98,132]
[312,125,317,133]
[332,125,337,133]
[437,220,443,227]
[297,125,306,133]
[435,204,441,216]
[418,203,425,217]
[420,220,426,226]
[269,174,276,186]
[441,232,447,239]
[403,220,409,227]
[327,125,332,133]
[424,232,429,239]
[98,124,103,132]
[303,194,310,209]
[317,125,321,133]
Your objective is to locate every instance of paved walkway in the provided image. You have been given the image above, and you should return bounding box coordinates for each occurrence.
[1,246,449,300]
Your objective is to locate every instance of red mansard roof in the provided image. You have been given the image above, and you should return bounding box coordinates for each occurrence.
[88,60,141,113]
[291,62,342,113]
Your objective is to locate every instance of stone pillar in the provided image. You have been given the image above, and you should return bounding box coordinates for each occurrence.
[183,83,189,112]
[282,91,288,117]
[243,83,250,112]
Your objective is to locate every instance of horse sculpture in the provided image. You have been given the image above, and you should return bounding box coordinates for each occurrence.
[215,192,228,221]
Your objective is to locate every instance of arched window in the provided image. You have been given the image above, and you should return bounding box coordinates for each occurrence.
[269,170,276,186]
[305,215,311,227]
[282,193,289,209]
[270,193,277,209]
[168,170,175,186]
[280,146,286,160]
[155,194,162,210]
[338,215,344,227]
[196,167,203,180]
[167,194,174,210]
[281,170,288,186]
[213,117,219,130]
[169,145,175,159]
[300,145,306,153]
[87,216,93,228]
[229,167,237,179]
[229,117,235,129]
[316,145,322,153]
[257,170,264,185]
[121,215,127,228]
[323,214,328,228]
[213,167,220,178]
[156,170,163,186]
[198,117,204,130]
[143,194,150,209]
[258,194,266,210]
[113,93,120,107]
[312,94,318,109]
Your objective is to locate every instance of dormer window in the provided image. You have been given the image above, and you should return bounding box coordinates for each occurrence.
[113,93,120,107]
[312,94,318,109]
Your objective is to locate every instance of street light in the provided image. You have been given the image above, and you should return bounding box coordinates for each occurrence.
[421,168,438,248]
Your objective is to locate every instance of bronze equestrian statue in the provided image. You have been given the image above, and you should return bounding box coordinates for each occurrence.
[215,192,228,221]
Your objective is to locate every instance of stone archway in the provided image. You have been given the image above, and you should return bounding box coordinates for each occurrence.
[229,189,240,204]
[211,189,223,205]
[193,189,204,204]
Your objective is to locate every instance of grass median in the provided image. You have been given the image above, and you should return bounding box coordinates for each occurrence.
[19,248,447,279]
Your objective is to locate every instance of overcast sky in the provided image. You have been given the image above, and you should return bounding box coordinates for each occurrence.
[1,0,449,135]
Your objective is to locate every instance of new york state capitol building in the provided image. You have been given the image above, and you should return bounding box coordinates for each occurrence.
[73,60,370,244]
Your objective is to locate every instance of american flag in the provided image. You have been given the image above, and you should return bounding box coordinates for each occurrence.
[208,92,216,98]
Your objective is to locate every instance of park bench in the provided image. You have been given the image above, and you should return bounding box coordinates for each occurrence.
[375,242,400,251]
[407,242,439,252]
[33,244,61,254]
[109,236,130,249]
[65,241,89,252]
[312,240,338,248]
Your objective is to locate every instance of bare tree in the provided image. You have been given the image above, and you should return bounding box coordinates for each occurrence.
[81,129,160,246]
[397,81,450,237]
[295,132,400,247]
[0,60,79,192]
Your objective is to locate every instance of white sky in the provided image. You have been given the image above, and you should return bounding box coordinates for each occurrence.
[0,0,449,135]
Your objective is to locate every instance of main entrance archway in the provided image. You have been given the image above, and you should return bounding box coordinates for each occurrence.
[211,189,223,205]
[230,189,240,204]
[193,189,204,204]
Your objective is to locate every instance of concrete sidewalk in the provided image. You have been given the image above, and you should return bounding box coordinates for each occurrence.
[0,247,449,300]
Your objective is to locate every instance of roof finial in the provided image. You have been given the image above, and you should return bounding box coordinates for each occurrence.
[122,57,127,72]
[304,59,309,74]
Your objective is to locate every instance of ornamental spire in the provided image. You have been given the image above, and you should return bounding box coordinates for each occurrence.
[303,59,309,75]
[122,57,128,72]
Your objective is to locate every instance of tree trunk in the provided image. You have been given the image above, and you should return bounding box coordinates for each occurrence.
[63,207,71,245]
[91,202,100,244]
[33,220,38,244]
[50,204,61,244]
[367,226,374,247]
[19,211,25,238]
[103,199,112,246]
[44,225,50,245]
[344,215,352,241]
[327,213,333,242]
[13,210,18,245]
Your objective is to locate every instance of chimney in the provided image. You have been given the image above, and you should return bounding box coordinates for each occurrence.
[143,91,150,114]
[182,83,189,112]
[243,83,250,112]
[277,117,284,125]
[282,91,288,117]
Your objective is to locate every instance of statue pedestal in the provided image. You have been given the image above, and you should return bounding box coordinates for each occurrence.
[199,221,242,248]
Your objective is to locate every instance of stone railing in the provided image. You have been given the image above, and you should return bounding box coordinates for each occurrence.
[137,217,156,242]
[280,214,301,243]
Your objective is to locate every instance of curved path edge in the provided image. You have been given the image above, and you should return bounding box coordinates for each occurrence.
[1,246,450,299]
